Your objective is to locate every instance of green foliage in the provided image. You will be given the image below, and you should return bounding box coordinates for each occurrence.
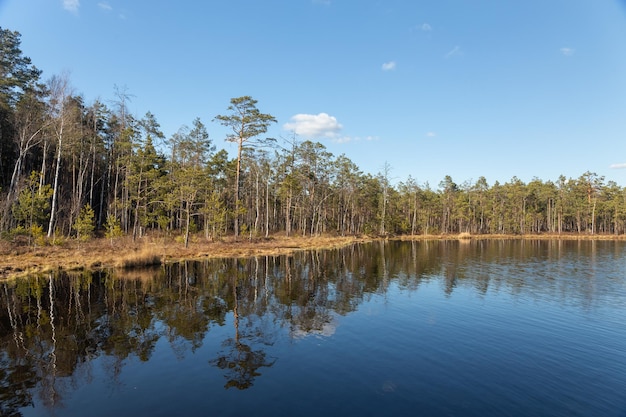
[8,224,28,239]
[214,96,277,145]
[0,27,42,106]
[157,215,171,233]
[2,32,626,240]
[188,218,198,234]
[202,190,227,239]
[12,171,53,228]
[215,96,277,237]
[49,229,65,246]
[30,223,45,246]
[105,214,124,242]
[73,204,95,241]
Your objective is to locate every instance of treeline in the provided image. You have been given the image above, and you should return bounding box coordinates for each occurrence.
[1,27,625,245]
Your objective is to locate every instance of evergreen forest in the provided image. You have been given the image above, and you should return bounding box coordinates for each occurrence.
[2,27,626,245]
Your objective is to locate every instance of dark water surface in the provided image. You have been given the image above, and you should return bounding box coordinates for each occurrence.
[2,240,626,417]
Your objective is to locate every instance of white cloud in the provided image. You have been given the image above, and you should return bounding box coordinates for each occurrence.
[560,47,575,56]
[284,113,343,138]
[284,114,378,144]
[426,132,436,137]
[98,2,112,11]
[410,23,432,34]
[610,163,626,169]
[292,320,336,339]
[63,0,80,13]
[445,45,462,59]
[334,136,353,144]
[334,135,378,144]
[382,61,396,71]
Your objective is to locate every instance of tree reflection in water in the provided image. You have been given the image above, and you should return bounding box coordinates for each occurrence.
[211,339,275,390]
[0,239,621,415]
[210,259,276,390]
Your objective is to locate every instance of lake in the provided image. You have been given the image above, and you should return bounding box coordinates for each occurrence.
[2,239,626,417]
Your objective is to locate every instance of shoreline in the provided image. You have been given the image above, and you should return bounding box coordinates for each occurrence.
[1,233,624,281]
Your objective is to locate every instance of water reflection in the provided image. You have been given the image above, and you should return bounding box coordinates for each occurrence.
[1,240,625,416]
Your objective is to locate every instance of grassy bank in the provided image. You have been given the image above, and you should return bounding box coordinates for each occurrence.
[0,234,374,281]
[1,232,624,281]
[395,233,626,241]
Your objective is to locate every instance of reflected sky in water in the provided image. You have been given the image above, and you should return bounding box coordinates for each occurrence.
[2,240,626,417]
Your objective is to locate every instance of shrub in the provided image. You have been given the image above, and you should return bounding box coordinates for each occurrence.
[104,214,123,244]
[74,204,95,241]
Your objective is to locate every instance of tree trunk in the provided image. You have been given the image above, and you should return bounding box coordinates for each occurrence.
[232,139,243,238]
[47,134,62,238]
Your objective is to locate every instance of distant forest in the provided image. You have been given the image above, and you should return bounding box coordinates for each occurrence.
[2,27,625,245]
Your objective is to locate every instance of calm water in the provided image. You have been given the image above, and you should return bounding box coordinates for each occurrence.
[2,240,626,417]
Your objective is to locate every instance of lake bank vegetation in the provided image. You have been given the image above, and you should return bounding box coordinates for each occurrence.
[1,232,624,281]
[0,234,375,280]
[2,27,626,280]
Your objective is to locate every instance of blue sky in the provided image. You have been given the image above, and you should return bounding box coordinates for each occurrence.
[2,0,626,188]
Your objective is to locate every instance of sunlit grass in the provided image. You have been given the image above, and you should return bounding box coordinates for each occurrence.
[1,232,625,282]
[116,246,162,269]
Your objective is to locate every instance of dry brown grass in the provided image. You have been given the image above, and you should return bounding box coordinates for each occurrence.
[116,246,162,269]
[395,233,626,241]
[1,231,624,281]
[0,233,373,281]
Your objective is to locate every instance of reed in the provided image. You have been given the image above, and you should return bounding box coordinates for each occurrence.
[2,232,625,282]
[117,247,162,269]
